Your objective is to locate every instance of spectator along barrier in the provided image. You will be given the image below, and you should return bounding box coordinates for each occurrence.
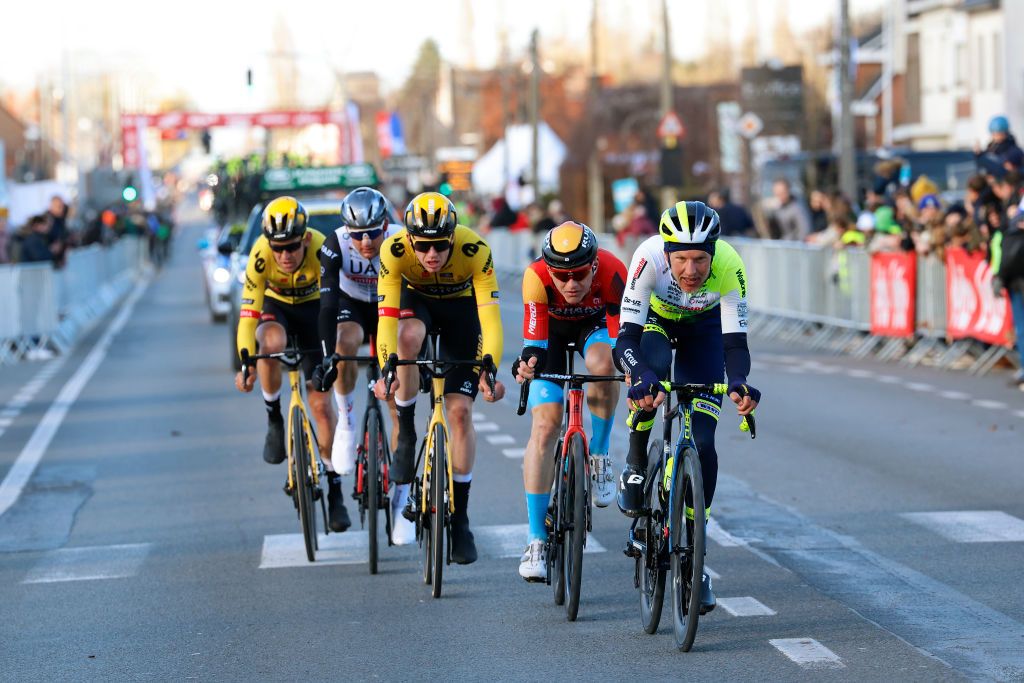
[0,237,149,364]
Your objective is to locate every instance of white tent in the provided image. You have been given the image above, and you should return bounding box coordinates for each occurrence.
[471,123,566,199]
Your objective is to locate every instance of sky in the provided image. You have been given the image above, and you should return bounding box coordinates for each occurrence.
[1,0,884,112]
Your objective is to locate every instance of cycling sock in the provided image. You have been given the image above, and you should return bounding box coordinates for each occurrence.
[323,458,335,473]
[590,413,613,456]
[452,480,471,523]
[392,483,410,512]
[335,390,355,431]
[263,396,282,421]
[526,492,550,541]
[396,401,416,441]
[626,429,651,468]
[452,471,472,483]
[327,471,342,487]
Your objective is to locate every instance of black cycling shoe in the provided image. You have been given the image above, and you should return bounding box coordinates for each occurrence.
[390,428,417,484]
[327,475,351,532]
[616,464,646,518]
[449,518,478,565]
[402,482,419,522]
[263,418,286,465]
[699,572,716,614]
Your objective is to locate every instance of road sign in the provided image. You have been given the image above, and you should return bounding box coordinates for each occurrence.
[657,111,686,141]
[737,112,764,140]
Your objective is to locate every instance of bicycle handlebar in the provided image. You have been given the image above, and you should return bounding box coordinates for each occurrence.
[382,353,497,397]
[515,372,625,416]
[655,381,756,438]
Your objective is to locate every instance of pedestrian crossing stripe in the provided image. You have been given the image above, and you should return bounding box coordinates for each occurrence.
[901,511,1024,543]
[22,543,152,584]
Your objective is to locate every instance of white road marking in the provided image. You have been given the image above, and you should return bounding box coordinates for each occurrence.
[6,398,29,409]
[260,523,606,569]
[718,596,776,617]
[971,399,1007,410]
[939,390,970,400]
[23,543,151,584]
[502,448,526,458]
[704,565,720,580]
[906,382,934,392]
[901,510,1024,543]
[0,408,18,418]
[485,434,516,445]
[1016,410,1024,419]
[0,281,149,519]
[875,375,901,384]
[473,422,500,432]
[845,368,874,379]
[769,638,844,669]
[781,365,807,374]
[707,518,746,547]
[0,418,13,428]
[471,411,486,422]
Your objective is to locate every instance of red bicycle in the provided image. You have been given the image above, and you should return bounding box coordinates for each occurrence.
[517,343,623,621]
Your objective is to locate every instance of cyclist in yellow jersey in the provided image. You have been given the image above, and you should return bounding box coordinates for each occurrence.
[234,196,348,532]
[373,192,506,564]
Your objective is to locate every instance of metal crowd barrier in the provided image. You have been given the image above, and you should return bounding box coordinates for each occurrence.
[0,237,149,364]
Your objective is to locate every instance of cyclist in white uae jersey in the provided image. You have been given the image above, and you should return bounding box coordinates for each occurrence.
[311,187,412,543]
[614,200,761,614]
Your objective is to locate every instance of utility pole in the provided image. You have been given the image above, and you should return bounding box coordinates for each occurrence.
[881,0,893,148]
[587,0,605,232]
[659,0,677,211]
[529,29,540,203]
[838,0,857,201]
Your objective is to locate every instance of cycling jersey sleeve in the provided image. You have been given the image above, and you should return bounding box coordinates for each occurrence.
[472,239,503,367]
[236,242,268,361]
[602,255,628,340]
[614,247,657,376]
[375,237,404,369]
[522,266,548,348]
[717,245,750,383]
[318,232,343,357]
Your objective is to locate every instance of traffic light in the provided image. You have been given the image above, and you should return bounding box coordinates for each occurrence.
[438,172,452,197]
[122,175,138,202]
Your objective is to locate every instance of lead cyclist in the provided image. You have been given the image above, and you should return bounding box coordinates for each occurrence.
[613,200,761,614]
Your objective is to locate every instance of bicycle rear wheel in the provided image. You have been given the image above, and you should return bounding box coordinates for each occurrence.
[639,441,666,634]
[366,408,381,575]
[564,433,587,621]
[430,423,447,598]
[292,407,317,563]
[670,446,705,652]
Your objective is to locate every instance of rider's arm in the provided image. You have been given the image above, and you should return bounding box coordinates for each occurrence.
[376,237,404,369]
[471,239,503,368]
[719,250,751,384]
[520,265,549,367]
[317,232,343,357]
[236,241,268,361]
[613,248,657,377]
[601,253,628,341]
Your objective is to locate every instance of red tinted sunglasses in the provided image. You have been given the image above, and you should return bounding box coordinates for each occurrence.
[547,265,592,282]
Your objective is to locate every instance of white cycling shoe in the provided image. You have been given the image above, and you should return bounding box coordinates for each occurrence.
[518,539,547,582]
[390,484,416,545]
[590,454,615,508]
[331,421,357,476]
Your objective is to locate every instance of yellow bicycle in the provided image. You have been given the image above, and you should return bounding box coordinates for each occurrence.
[383,337,496,598]
[241,344,325,562]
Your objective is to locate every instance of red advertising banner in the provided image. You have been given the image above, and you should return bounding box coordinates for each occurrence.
[870,252,917,337]
[120,110,348,131]
[945,248,1013,346]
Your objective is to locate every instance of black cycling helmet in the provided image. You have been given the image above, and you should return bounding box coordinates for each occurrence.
[340,187,389,229]
[404,192,457,238]
[542,221,598,269]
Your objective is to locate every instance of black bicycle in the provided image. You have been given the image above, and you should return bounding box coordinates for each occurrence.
[383,338,496,598]
[327,335,393,575]
[624,381,755,651]
[516,343,622,621]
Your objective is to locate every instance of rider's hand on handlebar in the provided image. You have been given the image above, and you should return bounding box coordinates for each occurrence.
[373,376,398,401]
[312,354,340,393]
[626,370,665,412]
[513,356,538,383]
[728,381,760,416]
[479,376,506,402]
[234,370,256,393]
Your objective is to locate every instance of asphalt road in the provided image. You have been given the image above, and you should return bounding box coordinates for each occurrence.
[2,212,1023,682]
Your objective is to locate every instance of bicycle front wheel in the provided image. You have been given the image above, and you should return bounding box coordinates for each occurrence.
[292,407,317,563]
[430,422,447,598]
[639,441,666,634]
[670,446,705,652]
[551,439,565,606]
[564,433,587,621]
[366,408,381,575]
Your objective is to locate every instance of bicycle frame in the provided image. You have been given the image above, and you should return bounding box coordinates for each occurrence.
[420,369,454,516]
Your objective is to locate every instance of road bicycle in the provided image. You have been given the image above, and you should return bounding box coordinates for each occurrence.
[328,335,393,575]
[624,381,755,651]
[383,337,496,598]
[241,343,327,562]
[516,343,622,621]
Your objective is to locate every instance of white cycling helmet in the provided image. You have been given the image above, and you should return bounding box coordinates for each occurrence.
[658,201,721,252]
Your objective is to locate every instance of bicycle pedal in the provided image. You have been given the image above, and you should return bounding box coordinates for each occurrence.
[623,542,641,558]
[312,488,323,501]
[282,482,292,496]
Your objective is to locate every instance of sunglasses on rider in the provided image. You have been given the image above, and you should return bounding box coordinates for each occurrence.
[547,265,592,282]
[349,226,385,241]
[411,238,452,254]
[268,239,304,253]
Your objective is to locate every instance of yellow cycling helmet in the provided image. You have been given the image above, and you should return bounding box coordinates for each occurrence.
[262,196,308,241]
[404,192,457,238]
